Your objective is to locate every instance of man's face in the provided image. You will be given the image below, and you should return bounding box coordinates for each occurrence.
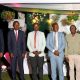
[52,24,59,32]
[33,24,39,31]
[13,22,20,30]
[70,26,76,34]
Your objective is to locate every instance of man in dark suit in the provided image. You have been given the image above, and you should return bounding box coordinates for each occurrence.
[8,21,26,80]
[0,29,4,80]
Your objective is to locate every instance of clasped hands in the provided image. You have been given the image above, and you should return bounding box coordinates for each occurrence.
[53,50,59,56]
[33,51,41,56]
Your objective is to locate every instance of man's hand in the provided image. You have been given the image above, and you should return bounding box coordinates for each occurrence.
[35,51,39,56]
[0,53,3,58]
[33,51,36,54]
[10,53,14,58]
[65,56,69,62]
[38,51,41,54]
[22,54,25,58]
[54,50,59,56]
[33,51,39,56]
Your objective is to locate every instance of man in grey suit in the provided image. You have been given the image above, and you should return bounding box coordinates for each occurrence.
[46,22,65,80]
[8,21,26,80]
[0,29,4,80]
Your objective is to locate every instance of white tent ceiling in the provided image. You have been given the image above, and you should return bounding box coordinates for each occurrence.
[2,3,80,11]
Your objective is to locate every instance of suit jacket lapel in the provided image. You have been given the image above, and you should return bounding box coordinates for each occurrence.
[12,30,16,41]
[51,32,54,47]
[18,30,20,42]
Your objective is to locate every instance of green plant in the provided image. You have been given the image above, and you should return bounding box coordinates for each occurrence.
[67,15,79,21]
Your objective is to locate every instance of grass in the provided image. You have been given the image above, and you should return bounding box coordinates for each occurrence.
[2,72,68,80]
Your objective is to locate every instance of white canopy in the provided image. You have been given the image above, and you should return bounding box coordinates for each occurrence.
[2,3,80,11]
[0,0,80,3]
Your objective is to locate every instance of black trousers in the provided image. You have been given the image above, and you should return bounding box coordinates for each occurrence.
[11,55,24,80]
[0,59,1,80]
[29,56,44,80]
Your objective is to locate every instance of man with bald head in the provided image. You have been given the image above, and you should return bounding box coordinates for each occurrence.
[47,22,65,80]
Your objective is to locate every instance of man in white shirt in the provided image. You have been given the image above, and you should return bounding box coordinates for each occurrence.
[27,23,46,80]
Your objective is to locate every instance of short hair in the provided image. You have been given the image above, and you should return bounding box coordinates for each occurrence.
[52,22,58,27]
[70,25,76,31]
[13,21,20,27]
[33,23,39,27]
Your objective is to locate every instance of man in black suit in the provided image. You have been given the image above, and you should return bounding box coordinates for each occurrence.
[8,21,26,80]
[0,29,4,80]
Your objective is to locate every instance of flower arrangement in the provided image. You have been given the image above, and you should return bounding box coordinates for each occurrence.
[1,10,15,21]
[51,14,60,22]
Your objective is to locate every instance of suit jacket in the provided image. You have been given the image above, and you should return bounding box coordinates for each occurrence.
[0,29,4,53]
[8,30,26,56]
[46,32,65,58]
[27,31,46,57]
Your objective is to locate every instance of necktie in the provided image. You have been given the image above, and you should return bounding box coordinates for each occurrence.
[54,32,56,49]
[34,31,37,48]
[54,32,58,50]
[15,31,18,41]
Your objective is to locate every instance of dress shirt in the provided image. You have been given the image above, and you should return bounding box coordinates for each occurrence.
[52,32,58,53]
[27,31,46,57]
[14,30,18,37]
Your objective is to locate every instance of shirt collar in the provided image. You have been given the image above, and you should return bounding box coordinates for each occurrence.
[34,31,39,33]
[14,30,18,33]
